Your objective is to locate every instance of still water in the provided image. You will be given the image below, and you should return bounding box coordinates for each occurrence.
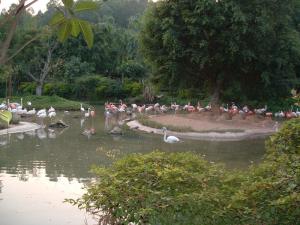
[0,107,266,225]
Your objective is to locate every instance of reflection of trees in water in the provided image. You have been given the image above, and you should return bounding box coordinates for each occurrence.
[0,130,115,182]
[0,179,3,193]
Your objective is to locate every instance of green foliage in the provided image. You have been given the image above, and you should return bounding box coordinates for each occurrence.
[0,95,88,110]
[74,75,123,100]
[69,118,300,225]
[49,0,97,48]
[0,111,12,126]
[68,151,233,225]
[266,118,300,156]
[18,82,37,95]
[140,0,300,103]
[43,82,72,98]
[123,80,143,96]
[117,60,147,80]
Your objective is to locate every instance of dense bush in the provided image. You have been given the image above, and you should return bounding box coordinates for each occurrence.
[68,118,300,225]
[123,80,143,96]
[43,82,73,98]
[18,82,36,95]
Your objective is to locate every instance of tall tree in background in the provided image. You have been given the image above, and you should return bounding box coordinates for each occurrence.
[140,0,300,105]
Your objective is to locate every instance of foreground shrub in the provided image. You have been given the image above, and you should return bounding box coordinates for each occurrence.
[68,152,242,224]
[69,119,300,225]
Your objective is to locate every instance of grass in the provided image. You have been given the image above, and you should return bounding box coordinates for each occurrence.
[0,95,90,110]
[136,114,195,132]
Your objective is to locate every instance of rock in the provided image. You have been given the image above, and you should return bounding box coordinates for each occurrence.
[11,113,21,124]
[49,120,69,128]
[110,126,122,135]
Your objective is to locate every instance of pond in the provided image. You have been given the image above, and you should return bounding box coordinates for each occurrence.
[0,107,266,225]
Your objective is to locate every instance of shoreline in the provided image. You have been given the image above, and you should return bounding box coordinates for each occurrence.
[127,120,275,141]
[0,122,41,136]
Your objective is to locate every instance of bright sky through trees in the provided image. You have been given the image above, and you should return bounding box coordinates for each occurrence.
[0,0,49,13]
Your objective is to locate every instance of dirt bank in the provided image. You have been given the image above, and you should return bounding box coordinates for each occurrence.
[128,113,278,141]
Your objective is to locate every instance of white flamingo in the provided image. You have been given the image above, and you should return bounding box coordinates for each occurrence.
[85,108,90,118]
[26,108,36,115]
[48,111,56,118]
[80,103,85,112]
[162,127,180,143]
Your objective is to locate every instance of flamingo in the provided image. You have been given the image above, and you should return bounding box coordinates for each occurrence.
[90,109,96,117]
[131,104,138,111]
[137,105,145,113]
[80,103,85,112]
[160,105,169,113]
[26,108,36,115]
[48,106,55,113]
[85,108,90,118]
[145,105,154,113]
[162,127,180,143]
[48,111,56,118]
[197,102,205,112]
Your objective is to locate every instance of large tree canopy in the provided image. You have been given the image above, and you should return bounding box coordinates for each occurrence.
[140,0,300,105]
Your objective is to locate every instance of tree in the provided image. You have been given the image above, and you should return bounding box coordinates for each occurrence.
[140,0,300,106]
[0,0,97,66]
[25,40,59,96]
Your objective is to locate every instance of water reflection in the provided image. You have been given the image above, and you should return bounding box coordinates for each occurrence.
[0,107,266,225]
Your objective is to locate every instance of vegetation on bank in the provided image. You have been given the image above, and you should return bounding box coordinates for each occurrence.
[0,95,89,110]
[67,118,300,225]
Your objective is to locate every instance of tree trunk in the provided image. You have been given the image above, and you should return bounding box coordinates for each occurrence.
[210,79,222,114]
[36,84,42,96]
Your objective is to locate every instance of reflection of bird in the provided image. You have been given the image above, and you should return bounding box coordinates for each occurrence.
[162,127,179,143]
[37,128,47,139]
[16,133,24,140]
[80,118,85,128]
[82,128,95,139]
[48,129,56,139]
[25,130,36,137]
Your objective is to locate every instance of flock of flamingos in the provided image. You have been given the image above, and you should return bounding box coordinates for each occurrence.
[1,98,300,120]
[105,101,300,119]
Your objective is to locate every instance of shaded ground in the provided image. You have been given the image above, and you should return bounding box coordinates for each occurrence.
[148,113,277,132]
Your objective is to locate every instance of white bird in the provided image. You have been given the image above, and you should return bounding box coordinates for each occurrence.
[48,106,55,113]
[37,109,46,115]
[80,103,85,112]
[26,108,36,115]
[48,111,56,118]
[37,128,47,139]
[27,101,32,106]
[131,104,138,111]
[37,109,47,118]
[85,108,90,118]
[162,127,180,143]
[296,108,300,117]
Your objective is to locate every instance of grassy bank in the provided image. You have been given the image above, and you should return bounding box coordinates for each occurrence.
[0,95,90,110]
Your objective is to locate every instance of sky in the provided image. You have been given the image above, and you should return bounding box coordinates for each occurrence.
[0,0,159,14]
[0,0,50,14]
